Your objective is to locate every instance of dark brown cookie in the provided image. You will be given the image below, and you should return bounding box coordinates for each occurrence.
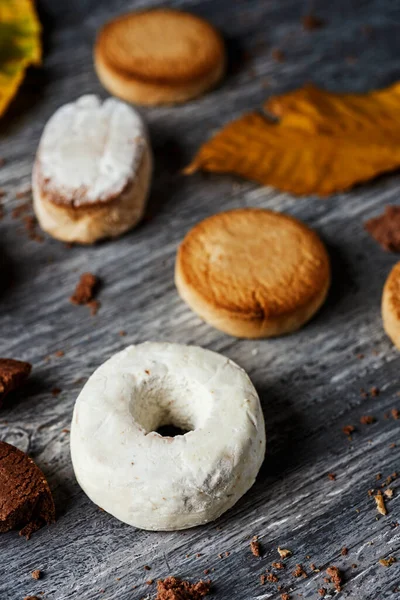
[0,359,31,406]
[0,441,55,538]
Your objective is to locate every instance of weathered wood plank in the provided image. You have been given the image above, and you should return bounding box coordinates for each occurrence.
[0,0,399,598]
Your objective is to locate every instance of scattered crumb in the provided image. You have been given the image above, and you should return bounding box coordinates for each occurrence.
[155,577,210,600]
[379,556,397,567]
[360,388,368,399]
[292,564,307,578]
[119,330,126,337]
[87,299,100,316]
[272,48,285,62]
[391,408,399,420]
[370,386,379,397]
[16,185,32,198]
[384,488,394,498]
[23,597,40,600]
[376,473,382,480]
[351,564,357,568]
[266,573,279,583]
[365,206,400,252]
[61,428,70,433]
[302,14,325,30]
[22,214,44,242]
[326,566,342,592]
[375,493,387,515]
[356,353,364,359]
[51,387,61,397]
[146,580,154,585]
[203,570,209,576]
[318,589,327,597]
[55,350,64,357]
[328,473,336,481]
[144,566,151,571]
[341,547,348,556]
[343,425,355,435]
[272,562,285,570]
[260,574,266,585]
[70,273,99,306]
[278,547,291,559]
[225,551,230,557]
[280,594,291,600]
[31,570,42,580]
[250,539,261,557]
[360,415,375,424]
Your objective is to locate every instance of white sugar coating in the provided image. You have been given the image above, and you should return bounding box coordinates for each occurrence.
[37,95,148,204]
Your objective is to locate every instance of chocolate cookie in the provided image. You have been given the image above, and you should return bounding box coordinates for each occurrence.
[0,441,55,538]
[0,358,31,406]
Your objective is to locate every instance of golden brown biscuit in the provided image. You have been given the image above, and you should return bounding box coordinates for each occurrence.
[94,8,225,106]
[382,261,400,349]
[175,208,331,338]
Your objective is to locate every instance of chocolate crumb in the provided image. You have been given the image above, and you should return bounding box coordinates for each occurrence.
[341,547,348,556]
[0,358,31,406]
[343,425,355,436]
[365,206,400,252]
[272,562,285,570]
[326,566,342,592]
[272,48,285,62]
[379,556,396,567]
[70,273,98,306]
[292,564,307,578]
[302,14,325,30]
[360,415,375,424]
[374,492,387,515]
[31,570,42,580]
[155,577,211,600]
[250,539,261,557]
[328,473,336,481]
[144,565,151,571]
[391,408,399,420]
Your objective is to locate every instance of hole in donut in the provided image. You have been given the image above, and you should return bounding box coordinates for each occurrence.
[155,424,190,437]
[128,374,212,437]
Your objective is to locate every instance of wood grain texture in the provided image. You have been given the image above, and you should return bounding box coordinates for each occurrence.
[0,0,399,598]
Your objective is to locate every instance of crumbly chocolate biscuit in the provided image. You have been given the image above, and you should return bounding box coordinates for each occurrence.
[0,359,31,406]
[0,441,55,538]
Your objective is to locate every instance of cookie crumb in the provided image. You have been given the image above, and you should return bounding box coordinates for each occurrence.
[326,566,342,592]
[266,573,279,583]
[343,425,355,436]
[70,273,100,315]
[0,358,31,405]
[379,556,396,567]
[31,570,42,580]
[146,580,154,585]
[155,577,211,600]
[277,547,291,559]
[375,492,387,515]
[292,564,307,578]
[365,206,400,252]
[384,488,394,498]
[318,589,327,597]
[272,562,285,570]
[302,14,325,30]
[250,539,261,557]
[360,415,375,424]
[391,408,399,420]
[272,48,285,62]
[280,594,291,600]
[370,386,379,397]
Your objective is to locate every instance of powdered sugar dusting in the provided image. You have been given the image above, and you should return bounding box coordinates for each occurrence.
[37,95,148,205]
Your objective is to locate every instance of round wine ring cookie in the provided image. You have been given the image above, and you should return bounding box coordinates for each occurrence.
[70,343,265,531]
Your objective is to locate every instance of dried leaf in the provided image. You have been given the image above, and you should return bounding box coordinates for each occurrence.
[0,0,41,116]
[185,82,400,197]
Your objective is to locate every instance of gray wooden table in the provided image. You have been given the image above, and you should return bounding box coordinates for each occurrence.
[0,0,399,598]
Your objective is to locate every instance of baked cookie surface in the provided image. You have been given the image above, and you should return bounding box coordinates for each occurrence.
[175,208,331,338]
[382,261,400,349]
[94,8,225,105]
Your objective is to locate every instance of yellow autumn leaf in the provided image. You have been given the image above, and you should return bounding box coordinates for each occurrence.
[0,0,41,116]
[185,82,400,197]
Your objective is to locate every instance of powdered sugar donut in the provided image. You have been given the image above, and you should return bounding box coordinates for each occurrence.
[32,95,152,244]
[70,343,265,530]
